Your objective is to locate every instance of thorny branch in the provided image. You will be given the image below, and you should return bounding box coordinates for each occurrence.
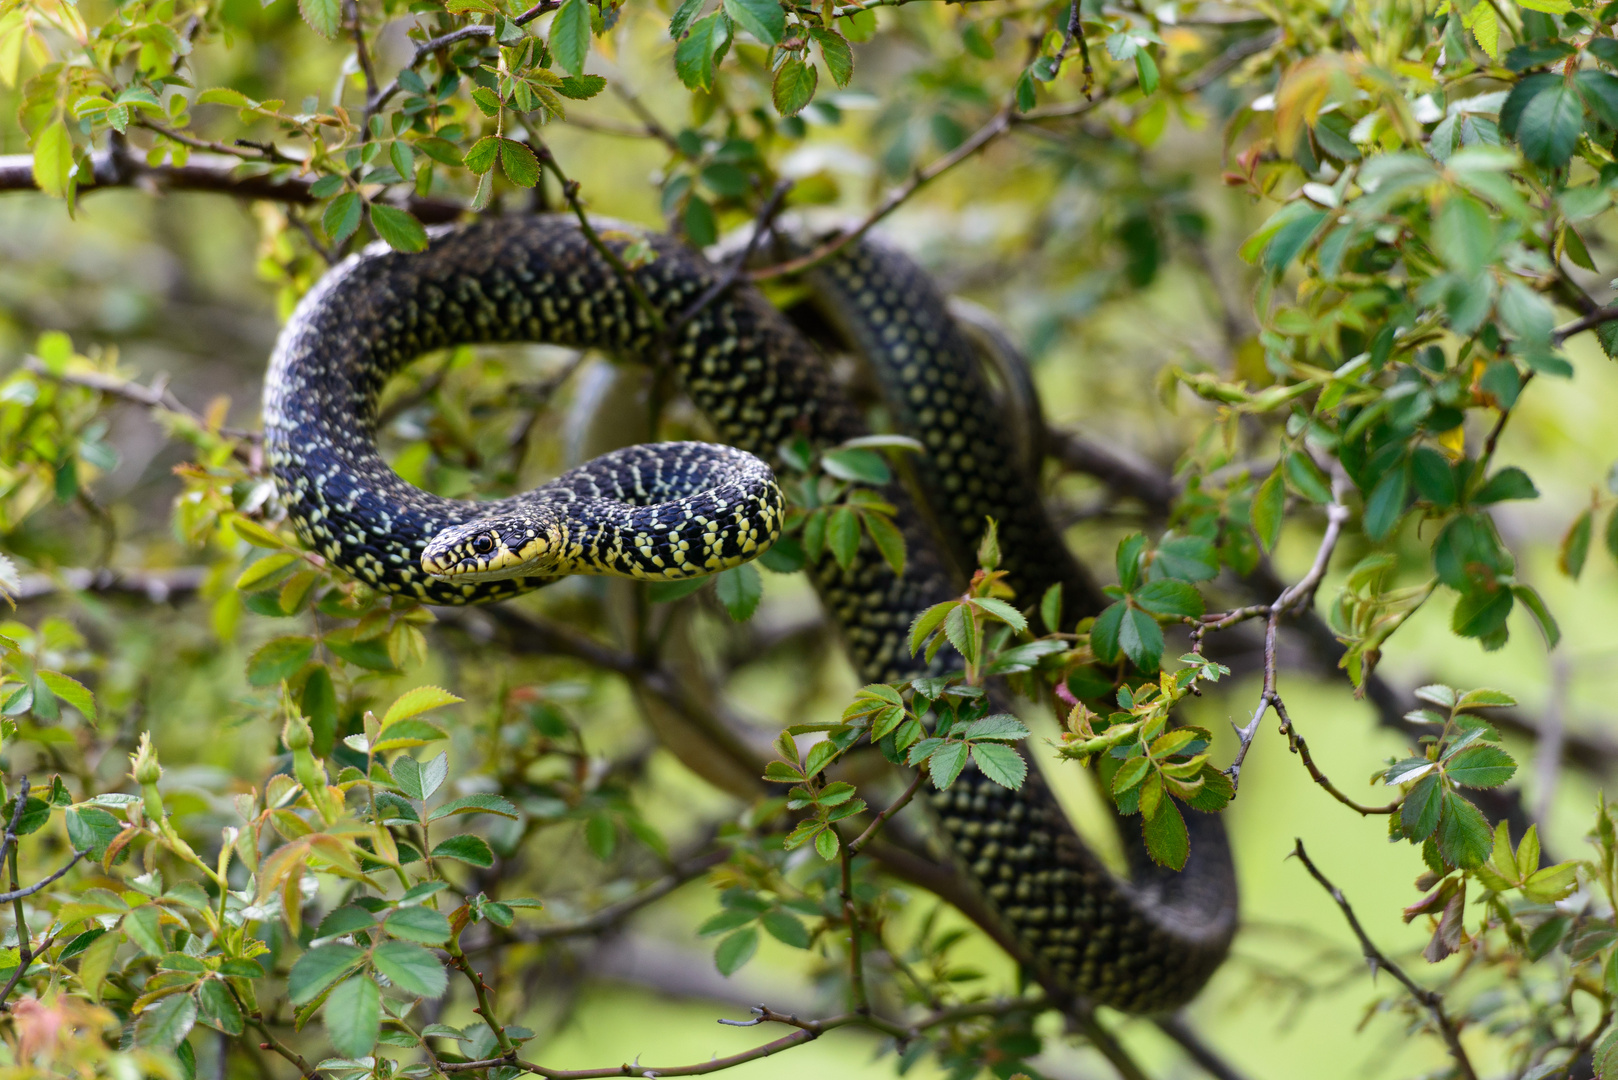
[1292,841,1479,1080]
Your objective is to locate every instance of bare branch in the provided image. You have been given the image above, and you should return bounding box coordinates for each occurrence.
[1292,841,1479,1080]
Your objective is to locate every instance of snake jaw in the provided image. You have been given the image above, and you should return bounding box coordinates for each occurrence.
[421,516,562,581]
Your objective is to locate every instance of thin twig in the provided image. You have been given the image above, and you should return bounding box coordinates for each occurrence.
[1291,840,1479,1080]
[848,770,926,855]
[0,779,35,1012]
[1272,697,1398,816]
[0,850,87,903]
[1152,1014,1252,1080]
[1553,305,1618,345]
[349,0,379,100]
[363,1,562,125]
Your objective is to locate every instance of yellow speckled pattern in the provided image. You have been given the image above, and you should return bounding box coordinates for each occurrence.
[262,215,1236,1014]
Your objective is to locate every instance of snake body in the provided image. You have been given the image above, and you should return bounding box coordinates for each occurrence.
[263,214,1236,1013]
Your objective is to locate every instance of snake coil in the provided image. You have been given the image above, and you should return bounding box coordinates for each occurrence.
[263,215,1237,1013]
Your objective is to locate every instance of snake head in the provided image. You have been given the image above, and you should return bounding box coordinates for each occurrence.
[421,514,564,581]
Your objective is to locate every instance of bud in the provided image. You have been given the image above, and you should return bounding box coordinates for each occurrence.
[130,731,163,786]
[130,732,164,821]
[281,712,314,751]
[977,518,1001,572]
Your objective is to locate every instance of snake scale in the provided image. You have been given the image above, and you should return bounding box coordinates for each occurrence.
[263,214,1237,1013]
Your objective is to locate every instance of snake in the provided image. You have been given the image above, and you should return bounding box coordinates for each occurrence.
[262,214,1237,1013]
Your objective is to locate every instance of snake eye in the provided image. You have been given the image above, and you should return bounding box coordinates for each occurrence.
[471,534,495,556]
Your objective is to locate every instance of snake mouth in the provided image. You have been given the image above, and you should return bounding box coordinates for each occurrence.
[421,520,553,581]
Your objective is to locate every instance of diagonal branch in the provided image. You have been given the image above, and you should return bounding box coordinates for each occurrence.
[1292,840,1479,1080]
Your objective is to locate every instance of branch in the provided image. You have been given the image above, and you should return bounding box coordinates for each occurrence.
[1291,841,1479,1080]
[1553,305,1618,345]
[24,356,262,444]
[0,849,87,903]
[510,850,723,943]
[363,1,562,125]
[0,147,464,222]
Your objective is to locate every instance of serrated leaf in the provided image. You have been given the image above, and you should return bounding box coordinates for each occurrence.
[809,25,853,86]
[928,740,968,789]
[498,138,540,188]
[959,713,1029,741]
[428,794,519,821]
[383,686,462,726]
[1561,508,1593,578]
[134,991,196,1051]
[771,56,818,116]
[1437,790,1493,869]
[247,636,314,687]
[323,192,362,244]
[827,505,860,571]
[369,205,428,253]
[38,670,94,720]
[549,0,592,76]
[1401,773,1442,842]
[723,0,783,44]
[715,563,762,621]
[430,834,494,868]
[371,941,448,998]
[909,601,956,655]
[761,910,810,948]
[715,926,759,975]
[1118,606,1164,673]
[674,13,731,91]
[196,979,244,1035]
[1443,744,1516,788]
[298,0,340,37]
[1141,798,1188,869]
[1518,82,1584,168]
[288,944,365,1005]
[1133,580,1204,619]
[1252,469,1284,551]
[324,975,381,1059]
[384,905,452,945]
[970,742,1027,789]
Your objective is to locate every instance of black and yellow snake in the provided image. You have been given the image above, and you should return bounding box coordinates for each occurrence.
[262,215,1237,1013]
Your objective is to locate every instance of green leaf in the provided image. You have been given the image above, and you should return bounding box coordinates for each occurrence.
[1512,585,1561,649]
[669,0,706,38]
[761,910,810,948]
[1252,469,1284,551]
[814,825,839,860]
[808,26,853,86]
[134,992,197,1051]
[821,447,889,484]
[1363,463,1410,541]
[969,596,1027,632]
[384,904,453,945]
[1134,48,1159,95]
[714,927,759,975]
[959,713,1029,741]
[928,740,968,789]
[585,814,616,860]
[1517,83,1584,168]
[499,139,541,188]
[862,511,906,577]
[1118,606,1164,673]
[65,806,119,858]
[1577,70,1618,129]
[715,564,762,621]
[772,56,817,116]
[674,13,731,91]
[558,74,607,99]
[324,975,381,1059]
[909,601,956,655]
[196,979,244,1035]
[1444,744,1517,788]
[372,718,447,750]
[247,636,314,687]
[323,191,362,245]
[1133,580,1204,619]
[942,604,980,666]
[1040,583,1063,635]
[428,794,519,821]
[369,205,429,253]
[827,505,860,571]
[430,834,495,868]
[723,0,784,45]
[289,944,365,1005]
[1140,799,1188,870]
[1436,790,1493,869]
[1473,466,1538,504]
[1411,446,1457,509]
[384,685,462,726]
[1401,773,1442,842]
[30,120,73,199]
[298,0,340,37]
[970,742,1027,789]
[38,670,94,720]
[371,941,448,998]
[464,136,500,174]
[1452,585,1513,643]
[314,905,374,940]
[549,0,592,76]
[1089,602,1126,664]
